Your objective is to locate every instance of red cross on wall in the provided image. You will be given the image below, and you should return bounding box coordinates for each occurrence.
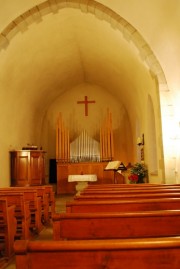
[77,96,95,116]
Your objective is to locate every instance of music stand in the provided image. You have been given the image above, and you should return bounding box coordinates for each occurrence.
[104,161,124,184]
[115,162,127,183]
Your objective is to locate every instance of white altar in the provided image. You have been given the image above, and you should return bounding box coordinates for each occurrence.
[68,174,97,195]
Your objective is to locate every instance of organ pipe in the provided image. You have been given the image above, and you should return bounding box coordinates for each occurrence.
[56,109,114,163]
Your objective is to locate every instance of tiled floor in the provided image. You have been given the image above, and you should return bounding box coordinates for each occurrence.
[2,194,74,269]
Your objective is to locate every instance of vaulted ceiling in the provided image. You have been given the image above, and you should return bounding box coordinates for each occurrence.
[0,1,157,137]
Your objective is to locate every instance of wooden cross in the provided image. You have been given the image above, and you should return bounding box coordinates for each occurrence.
[77,96,95,116]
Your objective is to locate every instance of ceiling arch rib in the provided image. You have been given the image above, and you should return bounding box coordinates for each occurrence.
[0,0,168,88]
[0,0,170,116]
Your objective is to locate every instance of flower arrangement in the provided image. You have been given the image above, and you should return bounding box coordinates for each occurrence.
[128,162,148,184]
[128,173,139,184]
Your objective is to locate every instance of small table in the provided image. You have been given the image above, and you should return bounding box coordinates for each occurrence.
[68,174,97,195]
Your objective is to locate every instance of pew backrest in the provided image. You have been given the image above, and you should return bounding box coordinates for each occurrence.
[52,209,180,240]
[0,186,53,224]
[14,237,180,269]
[0,193,30,239]
[81,188,180,195]
[30,185,55,217]
[74,192,180,201]
[0,199,17,258]
[0,189,42,233]
[66,197,180,213]
[86,183,180,190]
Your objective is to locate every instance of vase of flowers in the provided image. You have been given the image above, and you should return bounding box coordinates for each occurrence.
[128,162,148,184]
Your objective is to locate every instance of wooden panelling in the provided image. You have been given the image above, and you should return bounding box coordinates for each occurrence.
[57,162,115,194]
[10,150,46,186]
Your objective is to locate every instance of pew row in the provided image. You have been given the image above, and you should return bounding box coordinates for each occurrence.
[0,185,55,225]
[0,193,30,240]
[29,185,55,221]
[86,183,163,188]
[0,199,16,259]
[81,188,180,195]
[86,183,180,189]
[52,209,180,240]
[66,197,180,213]
[0,189,42,234]
[74,192,180,201]
[14,237,180,269]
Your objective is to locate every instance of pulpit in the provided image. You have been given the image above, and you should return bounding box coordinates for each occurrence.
[68,174,97,195]
[10,150,46,186]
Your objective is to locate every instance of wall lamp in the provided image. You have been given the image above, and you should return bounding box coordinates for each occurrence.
[137,133,144,146]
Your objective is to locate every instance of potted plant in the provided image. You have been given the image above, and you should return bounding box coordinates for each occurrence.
[128,162,148,184]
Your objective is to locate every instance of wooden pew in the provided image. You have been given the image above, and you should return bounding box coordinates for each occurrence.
[14,237,180,268]
[52,209,180,240]
[81,188,180,195]
[26,186,53,224]
[29,185,55,220]
[74,192,180,201]
[0,193,30,240]
[86,183,163,188]
[1,185,54,225]
[66,197,180,213]
[35,187,50,224]
[0,199,16,259]
[86,183,180,189]
[43,185,55,218]
[0,188,42,234]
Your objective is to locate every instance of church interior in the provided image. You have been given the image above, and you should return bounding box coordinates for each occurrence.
[1,1,180,268]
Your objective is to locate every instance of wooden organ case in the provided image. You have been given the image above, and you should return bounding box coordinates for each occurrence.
[56,110,118,194]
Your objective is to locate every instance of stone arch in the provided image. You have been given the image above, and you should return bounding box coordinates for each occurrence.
[147,95,158,178]
[0,0,174,180]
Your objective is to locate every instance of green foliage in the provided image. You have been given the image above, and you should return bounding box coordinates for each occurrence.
[130,162,148,178]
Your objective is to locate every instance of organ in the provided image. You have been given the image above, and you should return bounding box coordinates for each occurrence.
[56,109,119,194]
[56,109,114,163]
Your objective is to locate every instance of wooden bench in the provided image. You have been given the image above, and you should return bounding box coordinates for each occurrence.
[0,193,30,240]
[52,209,180,240]
[31,186,51,224]
[81,188,180,195]
[2,185,55,225]
[66,197,180,213]
[74,192,180,201]
[27,186,52,224]
[14,237,180,268]
[29,185,55,220]
[84,186,180,192]
[4,186,53,224]
[0,199,16,259]
[86,183,180,189]
[43,185,55,219]
[86,183,163,188]
[0,188,43,234]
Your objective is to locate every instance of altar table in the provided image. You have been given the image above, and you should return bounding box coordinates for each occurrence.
[68,174,97,195]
